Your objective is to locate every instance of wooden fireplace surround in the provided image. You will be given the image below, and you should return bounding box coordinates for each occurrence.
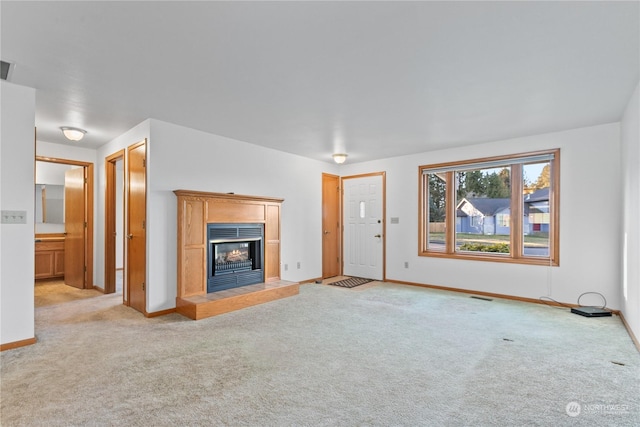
[174,190,284,298]
[174,190,298,320]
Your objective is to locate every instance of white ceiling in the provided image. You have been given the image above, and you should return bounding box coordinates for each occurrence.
[2,1,638,163]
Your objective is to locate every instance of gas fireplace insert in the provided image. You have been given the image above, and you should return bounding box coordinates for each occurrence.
[207,223,264,293]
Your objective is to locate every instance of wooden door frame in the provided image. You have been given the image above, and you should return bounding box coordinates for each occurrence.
[105,149,125,294]
[35,156,94,289]
[340,172,387,281]
[322,173,342,279]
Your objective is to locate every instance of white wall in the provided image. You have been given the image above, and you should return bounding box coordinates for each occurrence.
[145,119,338,312]
[1,81,36,346]
[36,140,97,164]
[340,123,623,309]
[35,161,76,185]
[620,82,640,341]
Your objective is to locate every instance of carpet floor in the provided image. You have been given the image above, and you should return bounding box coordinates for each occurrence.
[2,282,639,426]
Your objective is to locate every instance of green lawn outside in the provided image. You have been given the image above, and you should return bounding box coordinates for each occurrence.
[429,232,549,247]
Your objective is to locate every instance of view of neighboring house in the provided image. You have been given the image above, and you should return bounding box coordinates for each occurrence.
[456,188,550,236]
[457,197,511,235]
[524,187,550,233]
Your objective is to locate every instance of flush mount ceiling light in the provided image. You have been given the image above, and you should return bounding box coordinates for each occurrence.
[332,153,348,164]
[60,126,87,141]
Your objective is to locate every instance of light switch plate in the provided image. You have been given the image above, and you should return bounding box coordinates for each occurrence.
[1,210,27,224]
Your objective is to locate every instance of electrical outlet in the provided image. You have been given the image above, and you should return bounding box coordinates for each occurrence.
[404,261,409,268]
[297,262,301,269]
[1,210,27,224]
[284,264,288,271]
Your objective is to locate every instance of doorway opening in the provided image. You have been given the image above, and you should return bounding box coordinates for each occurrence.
[35,156,94,290]
[104,139,147,315]
[105,150,125,297]
[322,173,341,279]
[341,172,386,281]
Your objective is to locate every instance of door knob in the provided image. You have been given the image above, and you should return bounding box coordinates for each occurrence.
[127,234,133,240]
[324,230,330,235]
[374,234,381,238]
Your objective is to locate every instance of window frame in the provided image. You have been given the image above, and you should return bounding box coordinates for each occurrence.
[418,149,560,266]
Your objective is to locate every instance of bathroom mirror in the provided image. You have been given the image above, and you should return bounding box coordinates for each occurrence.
[35,184,65,224]
[35,160,77,234]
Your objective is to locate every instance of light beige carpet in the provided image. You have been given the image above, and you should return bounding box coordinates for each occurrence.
[2,282,639,426]
[35,280,104,307]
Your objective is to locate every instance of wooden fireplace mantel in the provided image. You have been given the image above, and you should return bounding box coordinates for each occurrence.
[174,190,298,320]
[174,190,284,299]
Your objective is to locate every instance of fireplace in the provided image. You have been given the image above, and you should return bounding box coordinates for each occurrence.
[207,223,264,293]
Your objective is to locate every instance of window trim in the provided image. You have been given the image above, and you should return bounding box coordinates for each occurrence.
[418,149,560,266]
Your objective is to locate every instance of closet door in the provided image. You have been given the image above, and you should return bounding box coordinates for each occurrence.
[127,140,147,314]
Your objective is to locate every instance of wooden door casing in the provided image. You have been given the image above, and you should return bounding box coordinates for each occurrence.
[105,150,125,295]
[342,173,385,281]
[35,156,94,289]
[322,173,341,279]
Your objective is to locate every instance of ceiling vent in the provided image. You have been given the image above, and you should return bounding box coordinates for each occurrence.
[1,61,13,81]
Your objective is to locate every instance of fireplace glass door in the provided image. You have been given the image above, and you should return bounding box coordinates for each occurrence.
[214,241,253,272]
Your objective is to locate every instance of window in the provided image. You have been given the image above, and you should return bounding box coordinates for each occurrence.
[426,173,447,251]
[496,213,510,228]
[419,149,559,266]
[456,164,512,253]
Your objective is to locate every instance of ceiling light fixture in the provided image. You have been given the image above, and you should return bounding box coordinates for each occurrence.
[332,153,348,164]
[60,126,87,141]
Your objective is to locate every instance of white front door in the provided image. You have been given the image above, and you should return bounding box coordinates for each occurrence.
[343,174,384,280]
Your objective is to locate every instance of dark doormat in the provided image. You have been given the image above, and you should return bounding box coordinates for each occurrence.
[327,277,373,288]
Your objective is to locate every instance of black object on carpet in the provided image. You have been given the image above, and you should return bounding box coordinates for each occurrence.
[327,277,373,288]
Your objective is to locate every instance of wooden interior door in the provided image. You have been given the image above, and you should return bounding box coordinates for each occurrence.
[127,140,147,314]
[64,167,86,288]
[322,173,341,278]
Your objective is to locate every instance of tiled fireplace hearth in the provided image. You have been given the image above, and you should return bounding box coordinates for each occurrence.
[174,190,299,320]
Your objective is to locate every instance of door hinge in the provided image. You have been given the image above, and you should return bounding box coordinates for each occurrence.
[143,158,146,167]
[337,257,340,263]
[84,178,87,184]
[84,266,87,272]
[142,282,145,291]
[84,221,87,228]
[142,220,145,230]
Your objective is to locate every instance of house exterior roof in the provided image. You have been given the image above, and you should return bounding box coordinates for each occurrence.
[524,187,549,202]
[456,189,549,217]
[456,198,510,217]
